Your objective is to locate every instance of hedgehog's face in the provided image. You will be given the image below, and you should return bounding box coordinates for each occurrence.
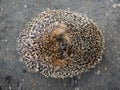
[41,23,71,69]
[54,34,68,60]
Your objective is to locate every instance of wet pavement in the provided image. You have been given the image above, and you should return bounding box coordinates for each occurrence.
[0,0,120,90]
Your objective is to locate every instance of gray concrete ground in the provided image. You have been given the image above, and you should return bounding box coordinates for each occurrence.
[0,0,120,90]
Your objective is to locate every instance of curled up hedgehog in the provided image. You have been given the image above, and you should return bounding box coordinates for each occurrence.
[17,9,104,79]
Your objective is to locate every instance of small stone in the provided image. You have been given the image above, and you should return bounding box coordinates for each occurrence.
[21,79,24,82]
[105,13,109,16]
[96,70,100,75]
[117,57,120,61]
[63,83,66,86]
[110,0,113,2]
[112,3,120,8]
[0,8,3,11]
[48,84,51,87]
[24,5,27,8]
[3,39,8,42]
[12,2,15,5]
[75,87,80,90]
[104,67,107,71]
[8,86,12,90]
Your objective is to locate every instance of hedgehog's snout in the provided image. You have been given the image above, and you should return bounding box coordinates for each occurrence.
[55,34,63,42]
[59,37,68,59]
[53,33,68,59]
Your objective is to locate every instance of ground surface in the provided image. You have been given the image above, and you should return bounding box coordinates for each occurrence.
[0,0,120,90]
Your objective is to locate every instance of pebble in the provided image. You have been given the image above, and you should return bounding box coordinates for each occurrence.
[75,87,80,90]
[96,70,100,75]
[24,5,27,8]
[112,3,120,8]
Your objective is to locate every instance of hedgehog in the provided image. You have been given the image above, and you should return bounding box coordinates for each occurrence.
[17,9,104,79]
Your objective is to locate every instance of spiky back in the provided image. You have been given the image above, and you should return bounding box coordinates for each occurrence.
[17,9,104,78]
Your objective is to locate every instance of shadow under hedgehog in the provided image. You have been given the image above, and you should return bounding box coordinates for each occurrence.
[17,9,104,79]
